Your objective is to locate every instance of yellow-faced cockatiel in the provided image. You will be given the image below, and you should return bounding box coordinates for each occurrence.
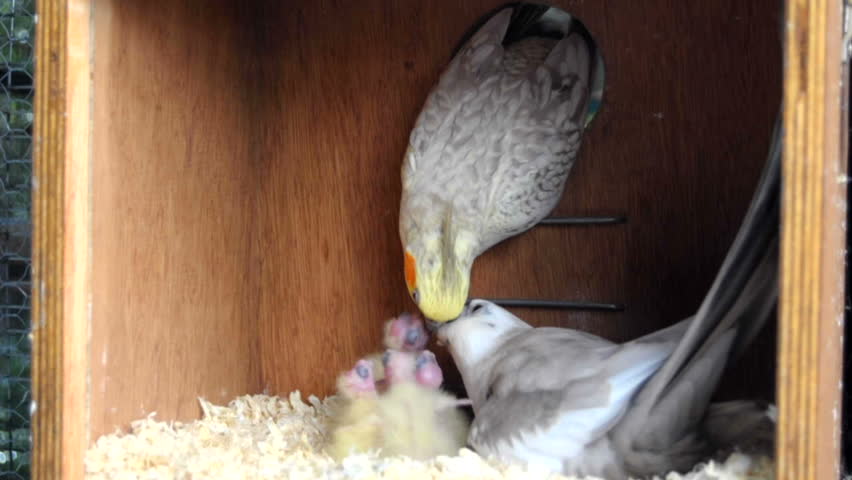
[399,4,598,321]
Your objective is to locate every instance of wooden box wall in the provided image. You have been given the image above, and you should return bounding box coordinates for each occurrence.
[31,0,846,479]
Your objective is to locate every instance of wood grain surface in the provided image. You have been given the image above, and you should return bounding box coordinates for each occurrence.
[252,0,782,403]
[776,0,846,479]
[90,1,264,437]
[32,0,67,477]
[84,0,783,440]
[61,1,93,478]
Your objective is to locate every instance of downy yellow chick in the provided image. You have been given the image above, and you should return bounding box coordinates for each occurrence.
[326,359,382,460]
[376,350,470,459]
[383,312,430,351]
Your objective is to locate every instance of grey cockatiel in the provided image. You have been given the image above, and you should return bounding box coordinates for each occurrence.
[400,4,599,322]
[436,115,782,479]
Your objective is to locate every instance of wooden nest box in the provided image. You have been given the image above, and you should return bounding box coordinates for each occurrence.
[31,0,846,479]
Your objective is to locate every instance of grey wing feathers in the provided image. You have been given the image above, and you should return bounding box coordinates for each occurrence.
[471,388,570,448]
[406,9,511,164]
[619,330,738,475]
[471,327,679,458]
[623,243,777,460]
[469,330,618,454]
[404,5,595,254]
[488,328,618,395]
[478,32,593,250]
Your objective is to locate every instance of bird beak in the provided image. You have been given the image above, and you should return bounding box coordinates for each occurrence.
[435,330,447,347]
[427,300,468,343]
[431,317,458,347]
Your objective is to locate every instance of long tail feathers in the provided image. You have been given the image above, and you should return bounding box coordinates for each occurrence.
[631,110,781,417]
[611,109,782,473]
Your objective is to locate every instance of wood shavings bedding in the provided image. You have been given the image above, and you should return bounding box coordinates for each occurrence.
[85,393,775,480]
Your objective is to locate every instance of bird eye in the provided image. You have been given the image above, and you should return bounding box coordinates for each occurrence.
[355,364,369,379]
[405,328,421,346]
[470,302,485,314]
[415,352,433,368]
[411,289,420,304]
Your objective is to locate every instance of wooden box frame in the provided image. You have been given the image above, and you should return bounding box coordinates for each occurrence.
[30,0,846,479]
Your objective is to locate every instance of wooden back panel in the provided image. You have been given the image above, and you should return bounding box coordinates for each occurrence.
[87,0,781,439]
[90,1,263,437]
[252,0,782,400]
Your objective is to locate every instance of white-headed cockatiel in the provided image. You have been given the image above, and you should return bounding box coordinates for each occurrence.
[399,4,599,322]
[435,115,782,478]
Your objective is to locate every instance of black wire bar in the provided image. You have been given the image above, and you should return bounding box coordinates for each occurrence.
[483,214,627,312]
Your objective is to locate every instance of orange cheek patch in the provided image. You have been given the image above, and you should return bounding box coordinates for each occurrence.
[404,251,417,291]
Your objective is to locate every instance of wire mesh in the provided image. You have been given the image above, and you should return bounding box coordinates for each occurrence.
[0,0,33,479]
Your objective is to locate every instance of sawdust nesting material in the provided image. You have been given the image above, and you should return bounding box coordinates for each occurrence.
[84,392,775,480]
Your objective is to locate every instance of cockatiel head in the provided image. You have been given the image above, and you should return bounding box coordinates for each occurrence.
[437,299,530,366]
[383,312,430,351]
[436,299,531,407]
[336,359,378,398]
[401,232,477,324]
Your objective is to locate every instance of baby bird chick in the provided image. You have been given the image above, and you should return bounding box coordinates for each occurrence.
[382,348,472,406]
[413,350,446,390]
[366,312,431,389]
[326,359,382,460]
[381,348,418,387]
[376,350,471,459]
[384,312,430,351]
